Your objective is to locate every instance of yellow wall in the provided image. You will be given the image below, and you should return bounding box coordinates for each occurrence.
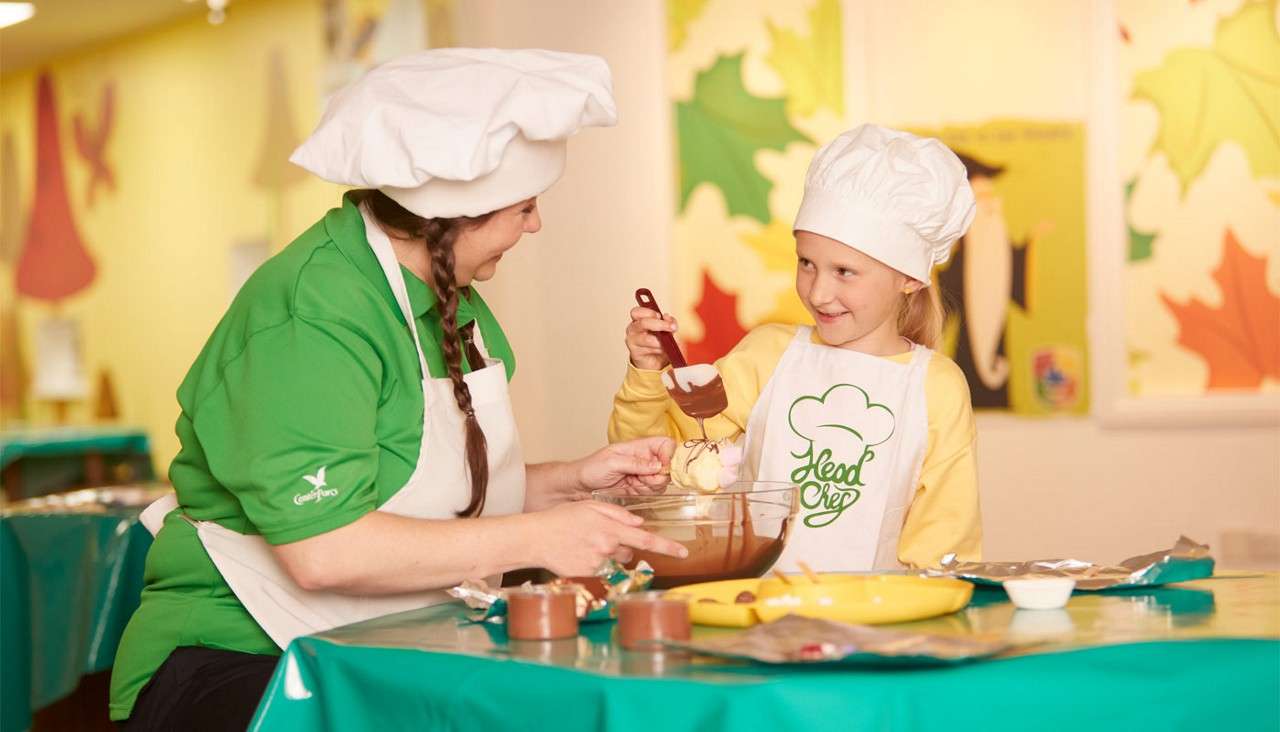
[1,0,1275,567]
[1,0,344,471]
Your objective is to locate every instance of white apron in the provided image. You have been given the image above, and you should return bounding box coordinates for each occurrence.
[140,206,525,649]
[742,326,930,572]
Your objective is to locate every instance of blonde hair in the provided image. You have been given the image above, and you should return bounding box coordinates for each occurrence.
[897,285,945,349]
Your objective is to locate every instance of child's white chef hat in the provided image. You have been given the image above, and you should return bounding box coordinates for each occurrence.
[793,124,976,283]
[290,48,617,218]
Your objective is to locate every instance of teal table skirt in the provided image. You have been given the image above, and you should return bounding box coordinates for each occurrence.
[252,575,1280,731]
[1,511,152,732]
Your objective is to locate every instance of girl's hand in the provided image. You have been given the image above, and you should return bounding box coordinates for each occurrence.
[625,306,679,370]
[574,436,674,495]
[532,500,687,577]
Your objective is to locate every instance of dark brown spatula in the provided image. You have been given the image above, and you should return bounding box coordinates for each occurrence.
[635,288,688,369]
[637,288,730,441]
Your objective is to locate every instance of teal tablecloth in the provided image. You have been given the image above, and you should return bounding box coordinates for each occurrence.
[0,510,152,732]
[252,574,1280,731]
[0,427,151,470]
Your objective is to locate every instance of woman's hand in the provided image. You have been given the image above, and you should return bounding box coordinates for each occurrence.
[574,436,674,495]
[523,438,674,512]
[532,500,687,577]
[626,306,679,370]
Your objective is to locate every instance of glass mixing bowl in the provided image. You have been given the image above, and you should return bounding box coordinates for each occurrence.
[592,481,799,589]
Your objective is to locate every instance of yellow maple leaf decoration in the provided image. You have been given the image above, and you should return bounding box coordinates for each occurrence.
[1131,0,1280,191]
[742,218,811,325]
[765,0,845,118]
[742,216,797,273]
[668,0,710,52]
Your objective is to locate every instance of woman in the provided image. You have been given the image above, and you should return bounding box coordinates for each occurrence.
[111,48,686,730]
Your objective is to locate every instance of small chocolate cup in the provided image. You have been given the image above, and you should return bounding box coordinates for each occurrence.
[507,587,580,641]
[615,592,691,651]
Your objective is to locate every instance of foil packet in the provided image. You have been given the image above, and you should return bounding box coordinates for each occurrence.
[449,560,654,624]
[671,615,1011,667]
[1,484,171,515]
[929,536,1214,591]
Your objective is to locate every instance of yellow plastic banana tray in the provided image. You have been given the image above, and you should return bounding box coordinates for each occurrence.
[666,574,974,628]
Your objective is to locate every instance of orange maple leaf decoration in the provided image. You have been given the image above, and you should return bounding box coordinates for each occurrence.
[684,269,749,364]
[1160,230,1280,390]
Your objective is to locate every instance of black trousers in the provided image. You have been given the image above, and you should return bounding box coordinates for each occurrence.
[122,646,279,732]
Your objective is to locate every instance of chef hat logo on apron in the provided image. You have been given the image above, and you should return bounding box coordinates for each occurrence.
[742,327,930,571]
[786,384,896,529]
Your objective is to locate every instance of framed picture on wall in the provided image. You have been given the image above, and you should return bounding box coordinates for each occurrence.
[1088,0,1280,428]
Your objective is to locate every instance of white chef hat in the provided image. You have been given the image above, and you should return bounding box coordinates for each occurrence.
[793,124,976,284]
[290,48,618,218]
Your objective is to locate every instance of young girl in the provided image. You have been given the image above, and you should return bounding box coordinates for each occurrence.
[609,124,981,572]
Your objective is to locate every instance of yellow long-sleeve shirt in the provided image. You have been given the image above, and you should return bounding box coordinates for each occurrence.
[608,323,981,568]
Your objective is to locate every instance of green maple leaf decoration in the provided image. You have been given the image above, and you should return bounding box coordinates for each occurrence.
[1129,226,1156,262]
[766,0,845,118]
[677,54,811,224]
[1131,0,1280,192]
[1125,178,1156,262]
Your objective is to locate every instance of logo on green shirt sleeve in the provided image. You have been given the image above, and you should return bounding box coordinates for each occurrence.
[787,384,896,529]
[293,466,339,506]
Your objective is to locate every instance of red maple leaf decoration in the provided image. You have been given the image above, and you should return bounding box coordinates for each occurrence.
[1160,229,1280,390]
[684,269,749,364]
[16,72,96,302]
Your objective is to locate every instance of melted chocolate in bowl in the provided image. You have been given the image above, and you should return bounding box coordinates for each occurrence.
[594,483,798,590]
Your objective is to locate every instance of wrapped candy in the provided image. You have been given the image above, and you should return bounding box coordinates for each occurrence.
[928,536,1214,591]
[449,560,654,625]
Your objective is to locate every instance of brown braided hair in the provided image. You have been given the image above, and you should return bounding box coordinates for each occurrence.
[350,190,495,517]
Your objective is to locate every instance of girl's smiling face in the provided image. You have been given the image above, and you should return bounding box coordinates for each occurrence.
[794,230,919,353]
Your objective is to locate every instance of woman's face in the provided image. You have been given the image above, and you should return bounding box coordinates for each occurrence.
[453,198,542,284]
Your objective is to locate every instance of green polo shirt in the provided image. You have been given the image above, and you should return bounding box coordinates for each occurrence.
[109,194,515,721]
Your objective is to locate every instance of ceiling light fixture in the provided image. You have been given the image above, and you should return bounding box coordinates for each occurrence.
[0,2,36,30]
[206,0,229,25]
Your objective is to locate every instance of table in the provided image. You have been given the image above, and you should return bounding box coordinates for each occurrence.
[252,573,1280,731]
[1,509,153,732]
[0,426,154,500]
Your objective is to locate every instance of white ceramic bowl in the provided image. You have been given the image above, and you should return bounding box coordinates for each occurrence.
[1002,578,1076,610]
